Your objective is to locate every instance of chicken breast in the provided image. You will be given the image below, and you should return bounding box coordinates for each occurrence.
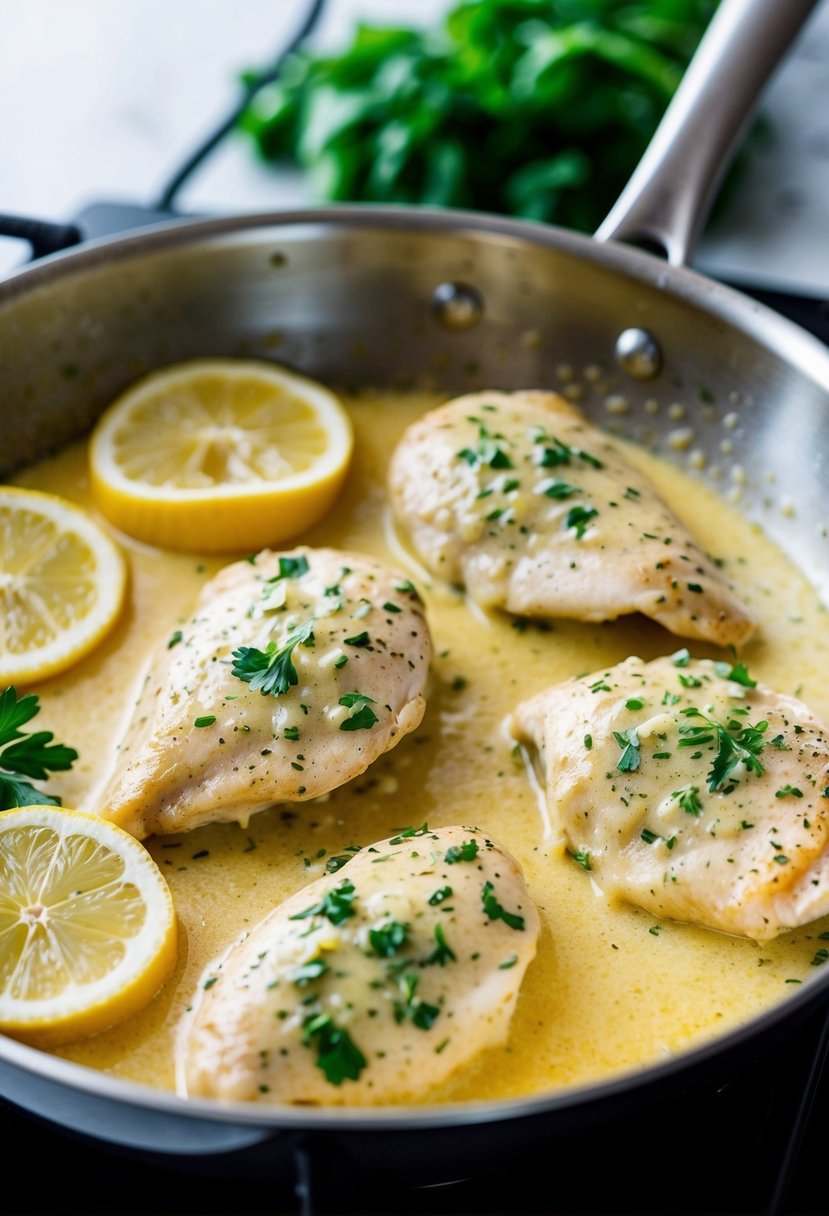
[510,655,829,940]
[389,391,753,647]
[97,548,431,838]
[180,825,539,1105]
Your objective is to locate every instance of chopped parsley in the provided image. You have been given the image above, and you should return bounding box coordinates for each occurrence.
[292,957,329,987]
[613,727,641,773]
[167,630,183,649]
[369,920,409,958]
[194,715,216,728]
[276,554,309,580]
[568,849,591,871]
[481,880,525,931]
[393,972,440,1030]
[565,505,599,538]
[714,660,757,688]
[445,840,479,864]
[674,784,703,816]
[542,480,581,500]
[457,424,514,470]
[344,631,371,647]
[303,1012,367,1085]
[339,692,379,732]
[424,923,456,966]
[290,879,357,926]
[428,886,453,905]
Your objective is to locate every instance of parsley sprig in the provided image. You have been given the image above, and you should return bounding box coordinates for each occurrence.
[231,620,315,698]
[0,687,77,810]
[678,707,768,791]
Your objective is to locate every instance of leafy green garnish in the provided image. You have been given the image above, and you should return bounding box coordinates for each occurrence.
[393,972,440,1030]
[231,620,315,698]
[0,687,77,811]
[678,707,768,791]
[240,1,715,232]
[567,849,591,872]
[565,505,599,538]
[613,727,641,773]
[481,880,525,931]
[714,660,757,688]
[369,920,409,957]
[290,879,357,926]
[338,692,379,732]
[277,554,309,580]
[673,784,703,816]
[303,1012,367,1085]
[445,839,479,864]
[292,957,329,987]
[424,923,456,967]
[428,886,453,908]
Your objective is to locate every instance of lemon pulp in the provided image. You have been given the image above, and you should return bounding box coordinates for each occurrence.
[0,487,126,684]
[0,806,177,1047]
[89,358,354,552]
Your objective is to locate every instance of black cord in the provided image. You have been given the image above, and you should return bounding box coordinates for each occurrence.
[154,0,327,213]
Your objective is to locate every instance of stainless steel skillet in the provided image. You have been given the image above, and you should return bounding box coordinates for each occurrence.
[0,0,828,1188]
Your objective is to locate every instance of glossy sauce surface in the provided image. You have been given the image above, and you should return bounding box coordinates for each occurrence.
[15,389,829,1104]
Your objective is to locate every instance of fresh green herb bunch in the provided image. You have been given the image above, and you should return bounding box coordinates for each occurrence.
[240,0,717,230]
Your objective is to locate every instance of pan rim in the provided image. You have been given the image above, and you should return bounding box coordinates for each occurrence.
[1,203,829,393]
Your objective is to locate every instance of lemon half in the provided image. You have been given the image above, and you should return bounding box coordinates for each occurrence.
[89,358,354,552]
[0,487,126,685]
[0,805,177,1047]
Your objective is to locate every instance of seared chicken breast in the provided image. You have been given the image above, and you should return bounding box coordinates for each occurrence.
[97,548,431,838]
[389,391,753,647]
[180,825,539,1105]
[510,655,829,940]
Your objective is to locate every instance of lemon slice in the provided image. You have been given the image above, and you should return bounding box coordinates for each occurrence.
[0,805,177,1047]
[0,487,126,685]
[89,358,354,553]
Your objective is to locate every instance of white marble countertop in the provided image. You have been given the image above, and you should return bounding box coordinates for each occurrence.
[2,0,829,292]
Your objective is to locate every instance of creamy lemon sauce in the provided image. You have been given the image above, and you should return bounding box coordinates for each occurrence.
[14,389,829,1104]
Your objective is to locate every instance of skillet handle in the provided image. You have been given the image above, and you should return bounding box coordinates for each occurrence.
[0,213,82,260]
[594,0,820,266]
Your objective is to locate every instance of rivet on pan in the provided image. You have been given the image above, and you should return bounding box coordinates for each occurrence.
[614,328,662,380]
[431,282,484,331]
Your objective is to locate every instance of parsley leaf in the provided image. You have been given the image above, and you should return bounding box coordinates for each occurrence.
[678,707,767,791]
[277,554,309,579]
[673,784,703,816]
[303,1012,367,1085]
[567,849,591,871]
[565,505,599,538]
[290,879,357,926]
[445,839,479,864]
[231,620,315,698]
[393,972,440,1030]
[714,660,757,688]
[613,727,641,773]
[0,687,77,810]
[481,880,525,931]
[369,920,409,957]
[424,923,456,967]
[338,692,379,732]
